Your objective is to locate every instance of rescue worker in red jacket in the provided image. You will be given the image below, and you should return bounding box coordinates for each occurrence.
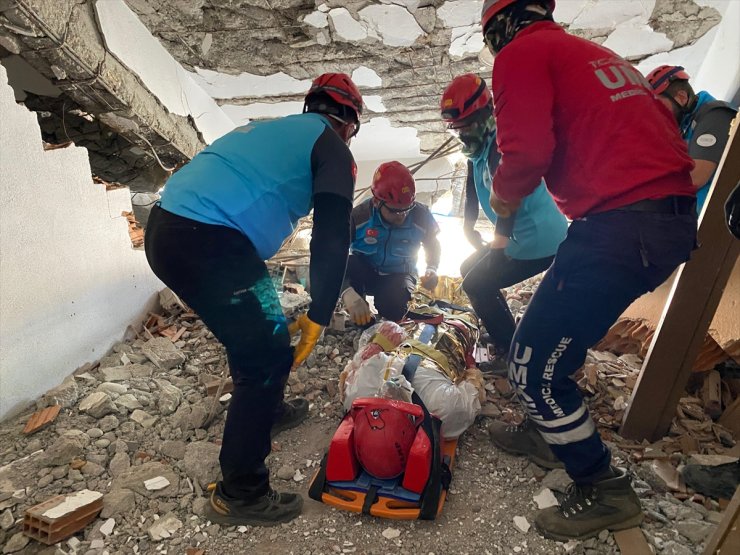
[480,0,697,540]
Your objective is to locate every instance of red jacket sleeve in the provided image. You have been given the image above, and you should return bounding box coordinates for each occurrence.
[491,39,556,203]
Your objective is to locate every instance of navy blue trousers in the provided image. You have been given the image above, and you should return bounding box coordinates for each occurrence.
[508,208,696,484]
[145,206,292,500]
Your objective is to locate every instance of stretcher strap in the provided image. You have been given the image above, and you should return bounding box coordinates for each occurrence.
[371,333,398,353]
[309,452,329,501]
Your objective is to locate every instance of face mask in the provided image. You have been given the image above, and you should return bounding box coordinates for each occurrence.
[449,114,495,157]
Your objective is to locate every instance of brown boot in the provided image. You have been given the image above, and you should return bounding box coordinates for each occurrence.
[535,467,643,541]
[489,418,564,469]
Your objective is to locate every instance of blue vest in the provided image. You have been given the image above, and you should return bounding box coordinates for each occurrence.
[351,202,427,274]
[681,91,716,213]
[471,132,567,260]
[159,113,333,260]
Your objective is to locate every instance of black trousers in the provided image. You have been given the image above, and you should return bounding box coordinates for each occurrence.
[460,248,553,351]
[144,205,292,500]
[345,254,416,322]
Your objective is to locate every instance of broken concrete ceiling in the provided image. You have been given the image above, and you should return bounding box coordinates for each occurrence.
[128,0,722,156]
[0,0,724,191]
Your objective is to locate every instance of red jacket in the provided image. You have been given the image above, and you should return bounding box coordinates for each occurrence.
[491,21,695,219]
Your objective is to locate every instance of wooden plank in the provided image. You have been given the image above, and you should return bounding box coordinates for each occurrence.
[614,527,652,555]
[702,370,723,419]
[621,118,740,441]
[702,486,740,555]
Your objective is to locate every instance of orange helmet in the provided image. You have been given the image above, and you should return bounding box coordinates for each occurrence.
[306,73,363,121]
[440,74,492,124]
[646,65,690,95]
[482,0,556,30]
[371,161,416,207]
[352,398,423,479]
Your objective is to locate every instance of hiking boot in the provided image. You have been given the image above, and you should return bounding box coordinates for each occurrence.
[207,481,303,526]
[271,398,309,438]
[489,418,564,469]
[535,467,643,541]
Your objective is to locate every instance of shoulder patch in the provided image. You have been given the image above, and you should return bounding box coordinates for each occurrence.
[696,133,717,147]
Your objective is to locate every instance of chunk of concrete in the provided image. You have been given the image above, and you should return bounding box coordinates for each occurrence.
[148,512,182,541]
[142,337,186,370]
[78,392,116,418]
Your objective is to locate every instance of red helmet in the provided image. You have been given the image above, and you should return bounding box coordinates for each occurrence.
[646,65,690,95]
[351,398,423,479]
[482,0,556,30]
[440,74,492,124]
[371,161,415,206]
[306,72,363,121]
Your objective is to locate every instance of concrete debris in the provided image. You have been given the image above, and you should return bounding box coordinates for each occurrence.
[130,409,159,428]
[99,517,115,536]
[183,442,221,489]
[101,489,135,519]
[0,280,726,553]
[148,512,183,541]
[101,366,133,382]
[39,433,88,466]
[533,488,559,510]
[0,508,14,530]
[111,462,179,497]
[40,378,79,409]
[2,532,29,553]
[276,465,295,481]
[155,379,183,415]
[142,337,186,370]
[144,476,171,491]
[78,391,116,418]
[513,516,530,533]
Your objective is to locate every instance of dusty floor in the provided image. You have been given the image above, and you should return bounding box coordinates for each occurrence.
[0,295,724,554]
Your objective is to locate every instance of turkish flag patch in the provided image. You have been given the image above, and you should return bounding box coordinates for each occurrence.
[366,228,379,238]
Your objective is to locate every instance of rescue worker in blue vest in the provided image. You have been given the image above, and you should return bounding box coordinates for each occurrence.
[440,74,568,361]
[646,65,737,214]
[341,161,441,325]
[144,73,363,526]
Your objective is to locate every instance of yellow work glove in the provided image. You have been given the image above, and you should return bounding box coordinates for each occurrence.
[288,313,324,369]
[420,269,439,292]
[341,287,373,326]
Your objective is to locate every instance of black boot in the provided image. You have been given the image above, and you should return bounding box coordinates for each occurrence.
[271,398,309,438]
[207,481,303,526]
[534,467,643,540]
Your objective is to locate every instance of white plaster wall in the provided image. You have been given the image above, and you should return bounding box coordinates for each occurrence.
[0,63,162,420]
[694,0,740,102]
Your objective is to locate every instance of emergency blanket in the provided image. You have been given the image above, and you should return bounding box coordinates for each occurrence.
[339,321,484,439]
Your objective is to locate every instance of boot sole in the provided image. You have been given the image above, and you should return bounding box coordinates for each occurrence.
[205,501,302,527]
[490,437,565,470]
[535,512,644,542]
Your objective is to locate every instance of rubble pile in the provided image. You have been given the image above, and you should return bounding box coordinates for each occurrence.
[0,280,735,554]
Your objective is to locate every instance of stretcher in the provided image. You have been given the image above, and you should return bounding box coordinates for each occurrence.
[308,323,457,520]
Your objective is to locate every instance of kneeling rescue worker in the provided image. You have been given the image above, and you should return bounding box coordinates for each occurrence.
[341,161,441,325]
[440,73,567,361]
[144,73,363,526]
[480,0,697,540]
